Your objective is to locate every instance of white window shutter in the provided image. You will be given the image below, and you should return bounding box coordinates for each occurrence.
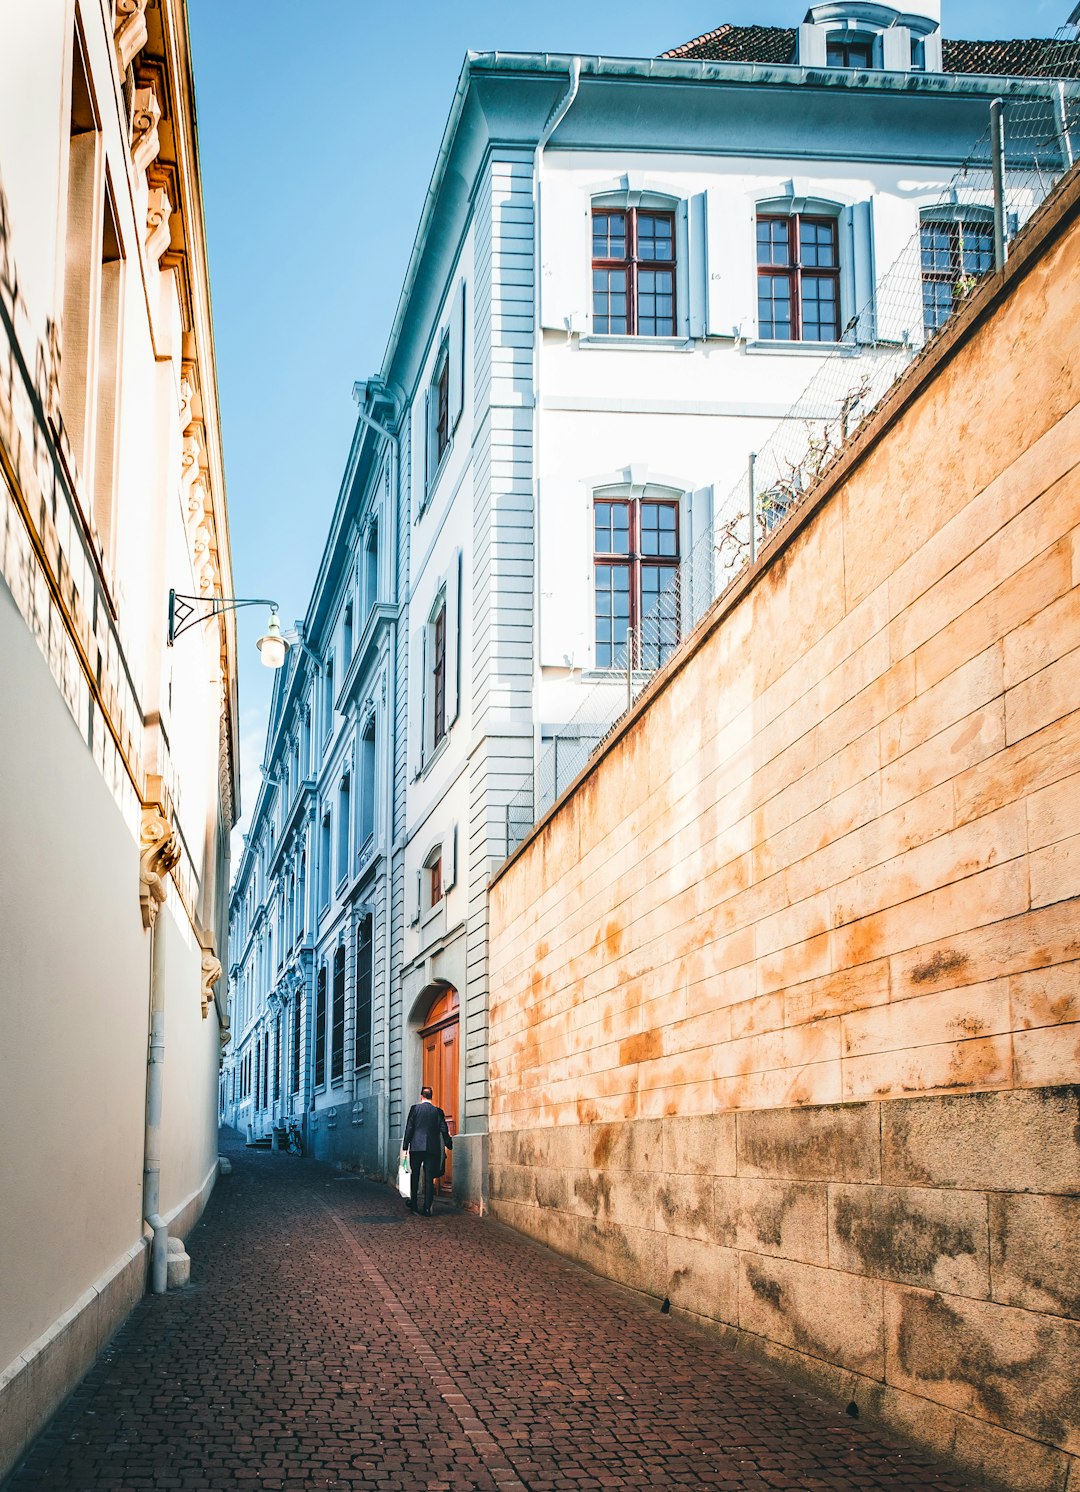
[407,625,425,780]
[538,478,591,668]
[408,869,421,926]
[846,202,875,344]
[540,182,591,335]
[441,824,457,892]
[686,193,709,339]
[685,486,716,629]
[706,188,757,339]
[872,194,922,347]
[445,547,461,727]
[448,278,465,431]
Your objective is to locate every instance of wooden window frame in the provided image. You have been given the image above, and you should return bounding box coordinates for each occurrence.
[432,602,446,748]
[430,855,443,908]
[331,945,346,1084]
[591,208,677,337]
[435,348,450,464]
[314,965,327,1088]
[826,37,874,68]
[354,915,373,1070]
[756,213,841,343]
[593,496,680,670]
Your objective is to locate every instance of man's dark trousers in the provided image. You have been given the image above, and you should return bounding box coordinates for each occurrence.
[409,1149,438,1214]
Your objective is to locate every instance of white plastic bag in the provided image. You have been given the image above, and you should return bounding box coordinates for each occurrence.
[397,1151,411,1200]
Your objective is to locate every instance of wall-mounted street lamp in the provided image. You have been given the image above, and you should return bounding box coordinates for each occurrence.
[167,589,291,670]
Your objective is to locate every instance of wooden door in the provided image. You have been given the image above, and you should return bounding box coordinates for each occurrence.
[420,988,459,1195]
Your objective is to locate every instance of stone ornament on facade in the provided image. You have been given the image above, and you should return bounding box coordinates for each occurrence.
[130,85,161,173]
[139,804,181,930]
[145,186,173,263]
[178,362,197,430]
[113,0,148,73]
[200,943,222,1021]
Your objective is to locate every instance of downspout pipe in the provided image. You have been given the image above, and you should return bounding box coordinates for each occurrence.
[350,387,401,1178]
[531,59,581,799]
[144,916,169,1295]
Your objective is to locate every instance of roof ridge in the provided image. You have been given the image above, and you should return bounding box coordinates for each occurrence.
[659,21,733,60]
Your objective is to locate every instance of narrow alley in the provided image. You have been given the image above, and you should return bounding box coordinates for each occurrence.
[4,1133,975,1492]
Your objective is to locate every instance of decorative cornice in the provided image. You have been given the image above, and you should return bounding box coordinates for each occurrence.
[139,801,181,930]
[130,85,162,173]
[145,186,173,263]
[114,0,149,73]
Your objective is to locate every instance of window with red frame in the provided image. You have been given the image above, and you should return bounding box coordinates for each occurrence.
[592,209,676,336]
[756,214,841,342]
[429,856,443,908]
[594,496,680,670]
[434,349,450,464]
[432,602,446,748]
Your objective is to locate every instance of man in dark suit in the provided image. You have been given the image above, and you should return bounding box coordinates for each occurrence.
[401,1085,452,1216]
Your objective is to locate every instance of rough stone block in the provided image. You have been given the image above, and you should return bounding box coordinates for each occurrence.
[166,1242,190,1290]
[653,1172,714,1242]
[881,1085,1080,1194]
[1014,1023,1080,1088]
[0,1359,30,1482]
[589,1118,663,1173]
[738,1253,884,1378]
[885,1284,1080,1455]
[829,1183,989,1297]
[489,1163,536,1205]
[990,1192,1080,1319]
[665,1235,738,1325]
[713,1177,829,1265]
[661,1112,736,1177]
[737,1101,880,1181]
[568,1168,655,1232]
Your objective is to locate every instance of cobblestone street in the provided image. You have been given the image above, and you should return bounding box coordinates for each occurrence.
[4,1132,976,1492]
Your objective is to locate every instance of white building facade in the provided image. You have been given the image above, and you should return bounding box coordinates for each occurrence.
[0,0,239,1474]
[224,1,1078,1204]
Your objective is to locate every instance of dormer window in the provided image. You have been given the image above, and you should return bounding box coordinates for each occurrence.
[826,36,873,68]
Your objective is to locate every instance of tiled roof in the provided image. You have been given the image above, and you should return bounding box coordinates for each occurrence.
[660,23,1080,79]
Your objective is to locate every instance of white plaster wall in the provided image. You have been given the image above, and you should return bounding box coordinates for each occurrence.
[0,583,148,1375]
[158,905,220,1222]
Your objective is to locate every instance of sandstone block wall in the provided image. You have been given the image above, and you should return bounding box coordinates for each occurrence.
[488,174,1080,1492]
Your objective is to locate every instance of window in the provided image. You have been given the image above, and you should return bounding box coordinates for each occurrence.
[261,1033,269,1109]
[594,495,680,670]
[254,1039,261,1111]
[336,775,350,885]
[364,523,379,617]
[274,1013,282,1102]
[291,994,302,1095]
[434,347,450,466]
[756,214,840,342]
[920,218,994,333]
[432,602,447,749]
[331,945,346,1083]
[323,658,335,739]
[343,601,353,670]
[827,36,873,67]
[296,854,306,945]
[592,209,676,336]
[319,812,331,908]
[314,966,327,1088]
[430,856,443,907]
[359,719,376,849]
[355,915,373,1069]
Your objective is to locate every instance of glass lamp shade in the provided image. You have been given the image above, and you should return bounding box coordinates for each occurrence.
[257,611,288,670]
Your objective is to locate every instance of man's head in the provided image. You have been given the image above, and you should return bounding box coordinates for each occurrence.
[420,1085,433,1100]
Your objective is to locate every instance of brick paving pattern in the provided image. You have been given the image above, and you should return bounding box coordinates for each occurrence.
[4,1132,977,1491]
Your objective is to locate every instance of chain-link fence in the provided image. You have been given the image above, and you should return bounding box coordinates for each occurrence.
[503,51,1080,862]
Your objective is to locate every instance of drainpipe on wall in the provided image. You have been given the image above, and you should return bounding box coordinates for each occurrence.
[350,387,400,1178]
[143,915,169,1295]
[531,59,581,801]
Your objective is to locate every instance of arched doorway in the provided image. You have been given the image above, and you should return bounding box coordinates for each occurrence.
[418,985,458,1194]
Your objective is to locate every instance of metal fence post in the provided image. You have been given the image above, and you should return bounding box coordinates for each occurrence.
[626,626,635,712]
[748,452,757,564]
[990,98,1007,272]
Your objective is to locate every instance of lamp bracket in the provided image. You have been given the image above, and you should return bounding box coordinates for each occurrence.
[168,589,280,645]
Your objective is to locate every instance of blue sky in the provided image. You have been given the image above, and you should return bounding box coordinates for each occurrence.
[185,0,1069,845]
